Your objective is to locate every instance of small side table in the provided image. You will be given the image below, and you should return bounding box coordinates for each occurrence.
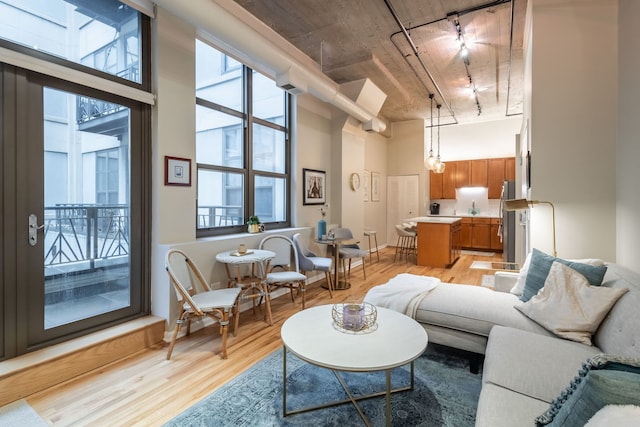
[215,249,275,326]
[364,229,380,263]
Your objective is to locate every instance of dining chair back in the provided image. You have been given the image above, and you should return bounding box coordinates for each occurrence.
[165,249,241,360]
[330,227,367,279]
[292,233,334,298]
[259,235,308,309]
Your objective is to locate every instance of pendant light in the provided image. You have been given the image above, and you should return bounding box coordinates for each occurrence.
[424,94,437,170]
[434,103,446,174]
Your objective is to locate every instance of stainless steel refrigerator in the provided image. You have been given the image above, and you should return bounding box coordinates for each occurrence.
[499,180,516,263]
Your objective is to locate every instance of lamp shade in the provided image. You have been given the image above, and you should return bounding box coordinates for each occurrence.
[503,198,557,257]
[504,199,531,211]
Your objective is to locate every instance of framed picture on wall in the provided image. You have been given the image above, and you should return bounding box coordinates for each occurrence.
[164,156,191,186]
[303,168,326,205]
[371,171,380,202]
[363,169,370,202]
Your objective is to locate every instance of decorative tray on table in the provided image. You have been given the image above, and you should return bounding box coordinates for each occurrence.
[230,250,254,256]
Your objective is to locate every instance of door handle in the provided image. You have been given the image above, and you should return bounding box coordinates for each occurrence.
[28,214,45,246]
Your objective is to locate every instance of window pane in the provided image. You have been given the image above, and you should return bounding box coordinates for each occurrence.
[0,0,141,83]
[254,176,286,223]
[252,70,284,125]
[43,87,131,329]
[253,124,285,173]
[196,40,243,111]
[197,169,244,229]
[196,105,243,167]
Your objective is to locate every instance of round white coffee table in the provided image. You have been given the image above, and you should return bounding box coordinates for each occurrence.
[281,304,428,426]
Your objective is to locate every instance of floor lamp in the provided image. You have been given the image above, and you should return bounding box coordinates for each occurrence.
[504,199,557,257]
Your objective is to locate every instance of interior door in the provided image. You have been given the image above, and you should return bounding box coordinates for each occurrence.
[386,175,419,247]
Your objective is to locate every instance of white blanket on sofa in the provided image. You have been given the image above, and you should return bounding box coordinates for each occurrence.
[364,273,440,318]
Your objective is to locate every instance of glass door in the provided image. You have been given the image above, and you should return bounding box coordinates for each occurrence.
[3,67,146,356]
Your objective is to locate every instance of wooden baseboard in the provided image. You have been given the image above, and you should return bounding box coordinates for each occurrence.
[0,316,165,407]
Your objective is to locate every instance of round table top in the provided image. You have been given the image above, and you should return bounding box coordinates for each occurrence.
[281,304,428,372]
[215,249,275,264]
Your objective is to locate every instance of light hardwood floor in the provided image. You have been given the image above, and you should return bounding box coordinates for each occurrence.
[27,247,502,426]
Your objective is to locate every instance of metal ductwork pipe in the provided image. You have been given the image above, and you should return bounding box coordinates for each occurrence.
[153,0,386,133]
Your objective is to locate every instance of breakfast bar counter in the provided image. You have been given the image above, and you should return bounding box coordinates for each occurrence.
[407,217,462,268]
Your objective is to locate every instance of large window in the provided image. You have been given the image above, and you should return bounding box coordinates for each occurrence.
[0,0,142,84]
[195,40,290,235]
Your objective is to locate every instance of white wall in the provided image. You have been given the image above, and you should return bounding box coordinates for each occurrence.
[617,0,640,269]
[364,131,389,246]
[527,0,617,260]
[438,117,522,161]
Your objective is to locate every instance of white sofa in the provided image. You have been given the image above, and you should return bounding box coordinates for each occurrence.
[412,260,640,426]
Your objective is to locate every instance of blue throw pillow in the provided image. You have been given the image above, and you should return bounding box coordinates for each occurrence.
[521,248,608,302]
[536,354,640,426]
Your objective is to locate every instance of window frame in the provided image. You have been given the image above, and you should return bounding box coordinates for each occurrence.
[196,47,291,237]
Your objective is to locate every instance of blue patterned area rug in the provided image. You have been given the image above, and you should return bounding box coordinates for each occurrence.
[163,343,482,427]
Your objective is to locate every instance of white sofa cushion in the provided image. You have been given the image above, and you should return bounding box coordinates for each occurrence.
[475,382,550,427]
[483,326,600,403]
[415,283,553,339]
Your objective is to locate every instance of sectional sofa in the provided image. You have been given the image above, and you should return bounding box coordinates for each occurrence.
[366,249,640,426]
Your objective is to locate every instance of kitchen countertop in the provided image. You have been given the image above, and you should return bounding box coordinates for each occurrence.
[427,214,500,219]
[406,216,462,224]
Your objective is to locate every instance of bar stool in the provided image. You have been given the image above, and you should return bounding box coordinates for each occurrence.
[363,229,380,263]
[394,224,417,263]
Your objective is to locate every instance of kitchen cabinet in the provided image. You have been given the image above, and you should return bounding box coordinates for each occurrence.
[456,160,470,188]
[471,159,488,187]
[429,162,457,200]
[490,218,503,251]
[429,170,444,200]
[460,218,472,248]
[470,217,491,250]
[487,158,506,198]
[416,218,462,268]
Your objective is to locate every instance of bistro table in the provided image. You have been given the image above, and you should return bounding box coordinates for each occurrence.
[215,249,275,326]
[315,237,359,290]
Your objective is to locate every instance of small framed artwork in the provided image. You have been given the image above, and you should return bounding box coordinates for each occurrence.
[303,168,326,205]
[363,169,370,202]
[371,171,381,202]
[165,156,191,186]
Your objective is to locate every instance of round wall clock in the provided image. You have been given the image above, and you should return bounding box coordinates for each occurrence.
[349,172,361,191]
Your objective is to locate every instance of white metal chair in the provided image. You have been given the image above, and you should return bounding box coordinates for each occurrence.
[259,235,308,309]
[394,224,417,263]
[293,233,334,298]
[165,249,242,360]
[331,227,368,279]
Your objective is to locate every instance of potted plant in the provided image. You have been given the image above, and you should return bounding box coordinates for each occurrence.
[247,215,261,233]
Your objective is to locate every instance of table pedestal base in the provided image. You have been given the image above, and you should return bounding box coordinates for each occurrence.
[283,347,415,426]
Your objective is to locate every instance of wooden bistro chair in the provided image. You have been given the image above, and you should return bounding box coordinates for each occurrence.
[165,249,242,360]
[259,235,308,309]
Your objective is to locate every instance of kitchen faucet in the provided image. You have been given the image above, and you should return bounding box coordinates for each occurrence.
[471,200,477,215]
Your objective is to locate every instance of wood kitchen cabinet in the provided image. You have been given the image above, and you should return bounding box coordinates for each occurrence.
[429,162,457,200]
[471,159,488,187]
[487,158,506,198]
[417,219,461,268]
[429,170,443,199]
[442,161,457,198]
[460,217,472,248]
[456,160,470,188]
[470,217,491,249]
